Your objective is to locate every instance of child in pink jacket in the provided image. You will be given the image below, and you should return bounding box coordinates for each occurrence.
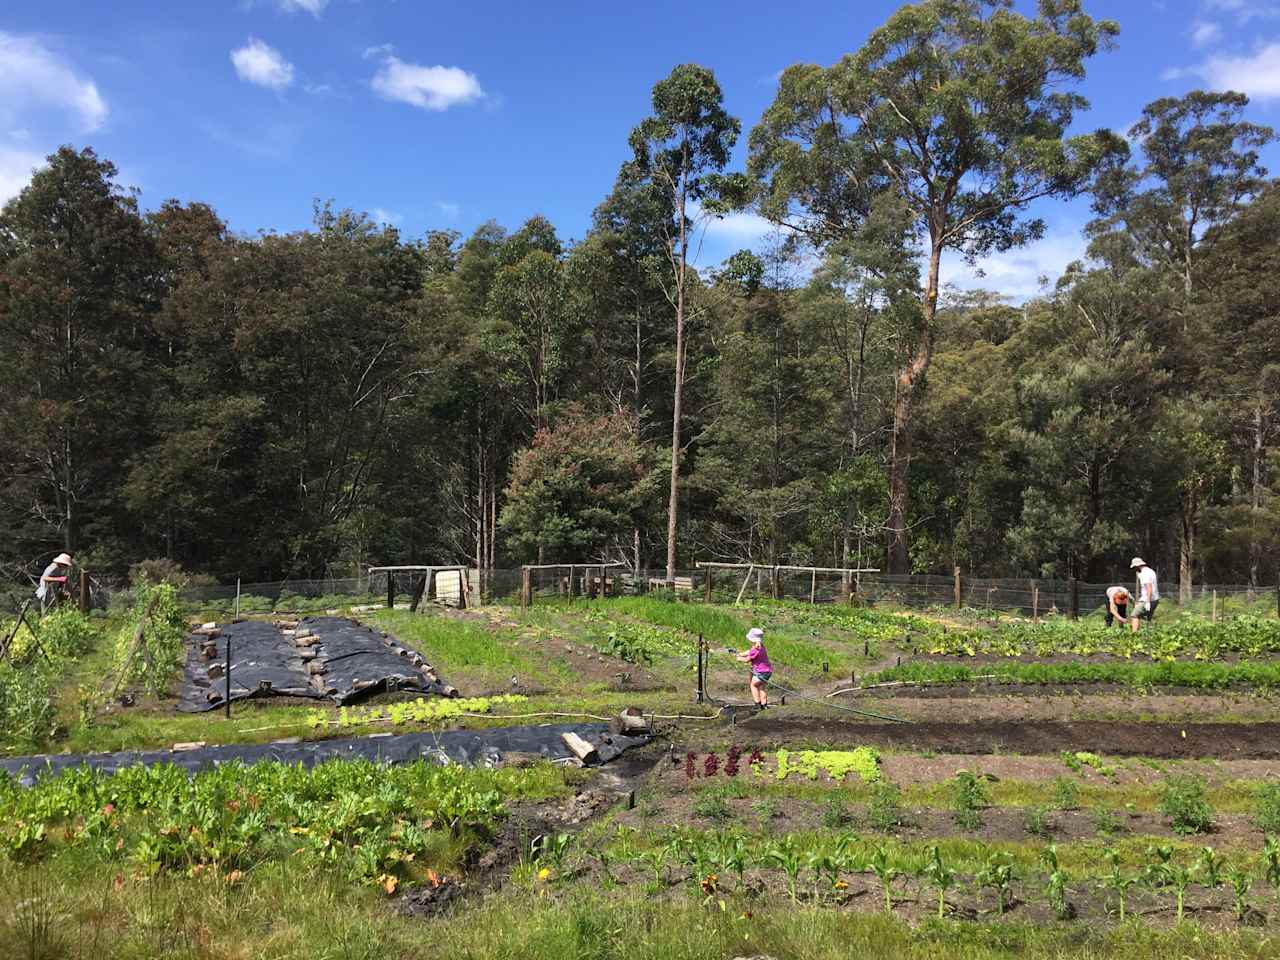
[736,627,772,709]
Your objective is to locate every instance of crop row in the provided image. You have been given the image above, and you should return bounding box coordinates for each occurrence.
[0,758,565,890]
[861,658,1280,689]
[541,825,1280,925]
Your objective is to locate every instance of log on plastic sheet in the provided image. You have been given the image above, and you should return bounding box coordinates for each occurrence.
[561,731,599,764]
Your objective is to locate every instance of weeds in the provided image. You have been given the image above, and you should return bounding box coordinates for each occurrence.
[951,771,991,830]
[865,781,911,833]
[1159,775,1214,835]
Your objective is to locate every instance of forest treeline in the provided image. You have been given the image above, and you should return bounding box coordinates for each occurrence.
[1,1,1277,592]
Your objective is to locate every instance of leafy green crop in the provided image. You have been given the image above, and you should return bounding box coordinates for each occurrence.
[775,747,881,783]
[306,695,529,730]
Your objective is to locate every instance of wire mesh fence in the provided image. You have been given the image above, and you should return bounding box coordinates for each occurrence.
[7,566,1278,621]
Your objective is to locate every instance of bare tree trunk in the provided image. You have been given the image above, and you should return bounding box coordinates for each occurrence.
[886,244,940,573]
[1180,496,1195,604]
[1251,404,1264,589]
[665,169,689,585]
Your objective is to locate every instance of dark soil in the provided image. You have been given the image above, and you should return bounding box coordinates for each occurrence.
[730,717,1280,760]
[860,682,1278,699]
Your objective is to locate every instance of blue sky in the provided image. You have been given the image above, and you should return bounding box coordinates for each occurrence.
[3,0,1279,299]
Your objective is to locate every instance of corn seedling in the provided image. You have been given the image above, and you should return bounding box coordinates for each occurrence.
[922,845,956,920]
[765,835,805,904]
[1040,845,1072,920]
[976,850,1015,916]
[1098,849,1138,922]
[869,845,899,913]
[1227,865,1253,922]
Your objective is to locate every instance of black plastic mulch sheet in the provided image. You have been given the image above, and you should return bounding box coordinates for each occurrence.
[177,616,451,713]
[0,723,649,787]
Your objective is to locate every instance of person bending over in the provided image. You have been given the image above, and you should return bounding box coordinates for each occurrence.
[1104,585,1134,631]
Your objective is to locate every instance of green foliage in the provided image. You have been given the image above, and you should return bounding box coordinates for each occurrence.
[865,656,1280,691]
[1023,805,1054,840]
[950,770,991,830]
[865,780,910,833]
[0,667,56,749]
[1051,776,1081,811]
[692,792,732,823]
[1159,775,1214,835]
[775,747,880,784]
[34,607,97,660]
[112,582,187,696]
[306,695,529,731]
[0,758,565,889]
[975,850,1016,916]
[1253,783,1280,835]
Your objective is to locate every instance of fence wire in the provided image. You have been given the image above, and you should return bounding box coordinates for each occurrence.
[8,567,1277,620]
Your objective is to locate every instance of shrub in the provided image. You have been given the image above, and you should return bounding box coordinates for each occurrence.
[0,666,56,748]
[1255,783,1280,835]
[951,771,991,830]
[1023,805,1054,839]
[112,582,188,697]
[820,796,850,828]
[693,792,731,822]
[1159,775,1214,835]
[866,780,911,833]
[38,607,97,660]
[1051,776,1080,811]
[1090,807,1124,837]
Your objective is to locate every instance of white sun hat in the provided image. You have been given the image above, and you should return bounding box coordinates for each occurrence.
[1130,557,1146,569]
[53,553,73,566]
[747,628,764,643]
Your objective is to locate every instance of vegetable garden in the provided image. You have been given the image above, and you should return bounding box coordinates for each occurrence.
[4,590,1280,959]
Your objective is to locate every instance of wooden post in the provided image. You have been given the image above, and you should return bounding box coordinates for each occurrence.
[79,570,90,613]
[954,566,961,610]
[1070,579,1080,620]
[234,578,241,620]
[1032,584,1039,622]
[409,574,428,613]
[568,565,576,602]
[704,568,713,603]
[599,564,607,599]
[225,630,233,720]
[771,566,780,600]
[521,568,532,608]
[695,635,704,704]
[386,572,395,609]
[1212,590,1218,624]
[810,569,817,604]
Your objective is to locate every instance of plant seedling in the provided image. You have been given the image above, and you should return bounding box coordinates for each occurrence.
[951,770,991,830]
[1159,774,1214,835]
[922,845,956,920]
[1227,865,1253,922]
[765,836,804,904]
[1098,849,1138,923]
[976,850,1015,916]
[1041,845,1073,920]
[869,846,899,913]
[1023,805,1053,839]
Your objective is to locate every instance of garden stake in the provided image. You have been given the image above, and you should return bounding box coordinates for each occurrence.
[225,631,232,720]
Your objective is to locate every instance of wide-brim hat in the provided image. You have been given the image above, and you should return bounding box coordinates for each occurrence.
[53,553,73,566]
[1130,557,1146,569]
[747,628,764,643]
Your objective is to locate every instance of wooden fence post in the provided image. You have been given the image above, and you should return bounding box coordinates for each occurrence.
[386,572,395,609]
[771,567,780,600]
[704,569,713,603]
[1212,590,1218,624]
[79,570,90,614]
[954,566,961,610]
[810,569,817,604]
[568,565,576,602]
[1070,579,1080,620]
[520,568,532,608]
[1032,584,1039,622]
[695,634,704,704]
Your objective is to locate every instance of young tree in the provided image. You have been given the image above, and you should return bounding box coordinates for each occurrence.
[747,0,1121,572]
[624,64,740,583]
[499,409,661,562]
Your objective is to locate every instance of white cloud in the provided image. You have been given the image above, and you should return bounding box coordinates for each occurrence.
[1203,0,1280,21]
[1173,42,1280,100]
[231,37,295,91]
[0,32,108,132]
[1190,20,1222,46]
[370,207,401,226]
[278,0,328,15]
[0,145,43,205]
[436,201,460,219]
[939,223,1088,302]
[363,43,394,60]
[370,56,483,111]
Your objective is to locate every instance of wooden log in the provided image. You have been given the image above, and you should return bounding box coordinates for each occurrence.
[306,661,328,676]
[954,566,962,609]
[609,707,651,736]
[561,731,598,764]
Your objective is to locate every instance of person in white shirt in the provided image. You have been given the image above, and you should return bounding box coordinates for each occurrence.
[1104,585,1133,630]
[36,552,73,613]
[1130,557,1159,625]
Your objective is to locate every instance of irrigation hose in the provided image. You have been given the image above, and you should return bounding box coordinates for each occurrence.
[702,646,913,724]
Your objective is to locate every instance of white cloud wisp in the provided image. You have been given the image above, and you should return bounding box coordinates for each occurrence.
[231,37,295,91]
[370,55,483,111]
[0,32,108,132]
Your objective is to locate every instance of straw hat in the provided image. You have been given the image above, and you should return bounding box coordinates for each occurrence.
[747,628,764,643]
[1130,557,1146,569]
[53,552,72,566]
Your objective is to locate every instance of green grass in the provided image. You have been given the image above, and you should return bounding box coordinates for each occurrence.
[863,659,1280,690]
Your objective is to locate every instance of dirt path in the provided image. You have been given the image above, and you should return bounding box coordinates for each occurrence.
[729,717,1280,760]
